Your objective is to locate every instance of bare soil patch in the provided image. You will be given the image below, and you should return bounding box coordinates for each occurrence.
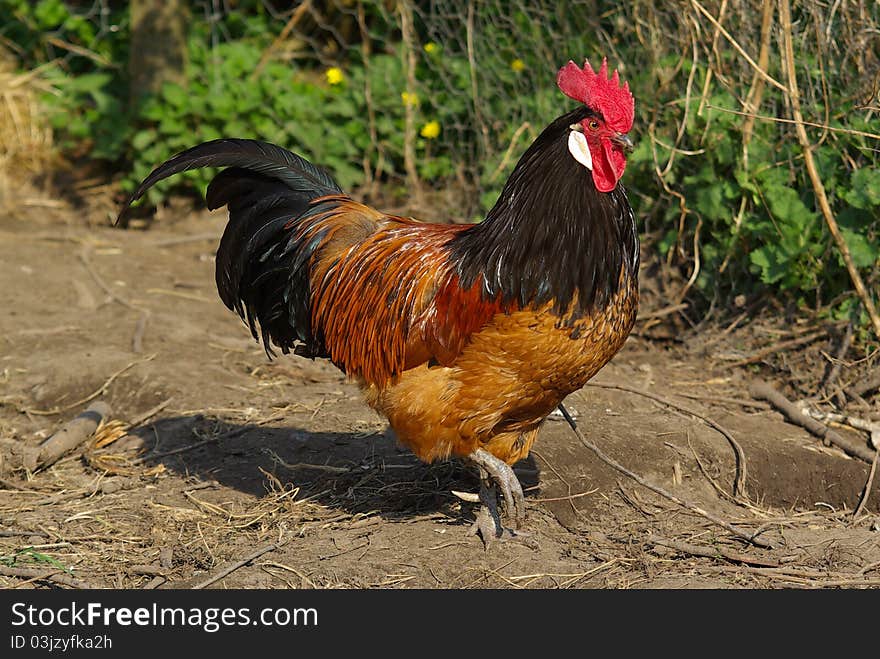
[1,207,878,589]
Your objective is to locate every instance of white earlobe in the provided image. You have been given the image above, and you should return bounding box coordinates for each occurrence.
[568,130,593,171]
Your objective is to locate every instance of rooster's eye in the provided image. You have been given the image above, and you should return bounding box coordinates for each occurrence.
[588,120,600,131]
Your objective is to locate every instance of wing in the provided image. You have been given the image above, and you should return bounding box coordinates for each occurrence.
[301,200,509,385]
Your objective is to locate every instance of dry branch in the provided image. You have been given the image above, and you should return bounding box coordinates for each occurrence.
[557,404,774,548]
[0,565,98,589]
[648,535,779,567]
[585,381,747,497]
[250,0,311,80]
[749,380,876,464]
[848,373,880,399]
[690,0,786,92]
[822,321,854,392]
[729,330,826,367]
[9,401,111,472]
[853,450,879,519]
[797,406,880,450]
[187,535,295,590]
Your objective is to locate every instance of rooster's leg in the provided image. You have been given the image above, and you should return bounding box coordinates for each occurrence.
[466,448,528,544]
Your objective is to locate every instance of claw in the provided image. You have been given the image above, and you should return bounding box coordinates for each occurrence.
[465,448,534,548]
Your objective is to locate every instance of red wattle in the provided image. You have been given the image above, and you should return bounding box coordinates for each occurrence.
[589,138,627,193]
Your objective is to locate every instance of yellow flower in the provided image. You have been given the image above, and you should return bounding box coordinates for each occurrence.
[424,42,438,54]
[325,67,344,86]
[401,91,420,107]
[420,121,440,140]
[510,58,526,73]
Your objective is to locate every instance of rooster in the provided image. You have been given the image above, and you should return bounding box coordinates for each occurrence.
[119,58,638,543]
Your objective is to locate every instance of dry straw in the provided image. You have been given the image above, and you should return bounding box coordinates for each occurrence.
[0,47,54,205]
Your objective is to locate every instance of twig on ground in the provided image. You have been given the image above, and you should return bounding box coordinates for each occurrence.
[531,448,580,518]
[847,372,880,399]
[690,442,739,505]
[129,564,168,576]
[557,403,774,548]
[530,488,598,503]
[797,406,880,450]
[11,401,111,472]
[636,303,689,321]
[0,565,98,589]
[674,391,770,411]
[263,448,351,474]
[749,380,876,463]
[729,330,827,367]
[260,561,316,589]
[25,355,155,416]
[585,381,747,498]
[853,450,879,519]
[648,535,780,567]
[822,320,854,393]
[189,535,295,590]
[131,312,148,353]
[78,247,139,312]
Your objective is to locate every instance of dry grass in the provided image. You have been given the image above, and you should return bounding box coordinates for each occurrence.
[0,47,55,207]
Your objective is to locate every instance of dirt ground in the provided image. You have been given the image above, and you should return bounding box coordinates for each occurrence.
[1,198,879,590]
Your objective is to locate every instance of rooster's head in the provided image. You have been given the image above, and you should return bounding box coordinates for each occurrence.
[557,58,635,193]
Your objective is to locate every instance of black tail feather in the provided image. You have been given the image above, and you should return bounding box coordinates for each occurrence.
[116,138,341,225]
[118,138,344,360]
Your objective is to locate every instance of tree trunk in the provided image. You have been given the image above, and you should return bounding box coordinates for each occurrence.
[128,0,188,108]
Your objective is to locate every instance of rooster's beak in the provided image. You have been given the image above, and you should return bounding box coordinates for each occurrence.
[612,133,635,153]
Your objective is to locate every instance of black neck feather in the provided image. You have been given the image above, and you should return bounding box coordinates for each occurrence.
[449,107,639,319]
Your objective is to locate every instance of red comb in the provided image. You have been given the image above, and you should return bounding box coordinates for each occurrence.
[557,58,634,133]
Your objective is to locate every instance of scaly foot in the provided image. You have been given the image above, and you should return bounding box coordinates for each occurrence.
[465,448,531,547]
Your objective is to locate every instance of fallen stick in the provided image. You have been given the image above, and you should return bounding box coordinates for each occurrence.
[188,535,295,590]
[797,405,880,450]
[636,303,689,321]
[25,354,154,416]
[648,535,780,567]
[557,404,774,549]
[12,401,112,472]
[848,372,880,399]
[749,380,876,464]
[0,565,98,589]
[853,450,879,519]
[729,330,827,367]
[586,381,747,498]
[822,321,854,392]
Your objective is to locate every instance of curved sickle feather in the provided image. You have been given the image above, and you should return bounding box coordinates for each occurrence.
[116,138,342,225]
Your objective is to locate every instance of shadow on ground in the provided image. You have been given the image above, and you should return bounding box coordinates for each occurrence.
[129,415,540,522]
